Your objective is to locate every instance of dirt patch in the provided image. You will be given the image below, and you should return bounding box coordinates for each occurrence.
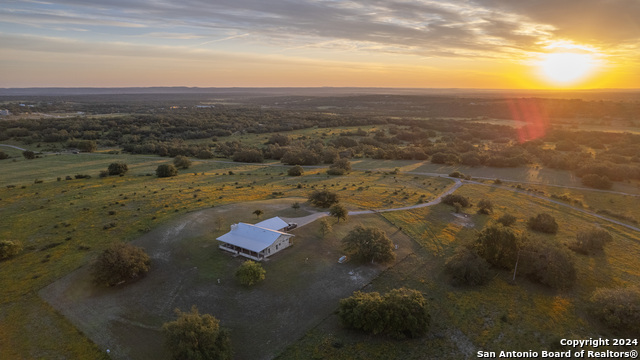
[40,199,416,360]
[451,213,475,228]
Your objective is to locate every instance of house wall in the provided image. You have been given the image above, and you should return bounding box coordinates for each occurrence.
[263,234,292,258]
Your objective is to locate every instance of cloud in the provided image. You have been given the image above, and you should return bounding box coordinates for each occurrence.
[1,0,637,64]
[474,0,640,44]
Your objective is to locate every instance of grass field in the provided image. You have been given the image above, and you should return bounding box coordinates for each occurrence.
[0,153,447,359]
[277,184,640,359]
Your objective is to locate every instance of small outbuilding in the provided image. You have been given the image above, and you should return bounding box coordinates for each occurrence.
[217,217,294,261]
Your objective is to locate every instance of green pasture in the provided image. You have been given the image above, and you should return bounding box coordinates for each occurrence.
[278,184,640,359]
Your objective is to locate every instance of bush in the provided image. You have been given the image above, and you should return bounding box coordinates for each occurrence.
[476,199,493,214]
[232,149,264,163]
[108,162,128,176]
[235,260,266,286]
[0,150,8,160]
[326,168,346,175]
[475,225,520,269]
[308,190,339,208]
[0,240,22,260]
[338,288,429,339]
[287,165,304,176]
[156,164,178,178]
[163,306,232,360]
[444,247,490,286]
[518,241,576,289]
[497,214,517,227]
[342,225,395,264]
[570,227,612,254]
[91,243,151,286]
[589,287,640,333]
[173,155,192,169]
[23,150,35,159]
[527,213,559,234]
[581,174,612,189]
[441,194,471,208]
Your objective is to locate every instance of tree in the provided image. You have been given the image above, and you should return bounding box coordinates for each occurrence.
[581,174,612,190]
[475,225,520,269]
[232,149,264,163]
[287,165,304,176]
[173,155,192,169]
[235,260,266,286]
[91,242,151,287]
[327,159,351,175]
[497,214,517,227]
[320,218,332,237]
[0,240,22,260]
[444,247,491,286]
[441,194,471,208]
[342,226,395,264]
[291,202,301,211]
[476,199,493,215]
[163,306,232,360]
[570,227,613,254]
[338,288,430,339]
[329,204,348,222]
[518,241,576,289]
[589,287,640,333]
[252,209,264,219]
[308,190,339,208]
[527,213,559,234]
[23,150,35,160]
[107,162,128,176]
[0,150,9,160]
[156,164,178,178]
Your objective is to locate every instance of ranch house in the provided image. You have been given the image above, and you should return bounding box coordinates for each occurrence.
[217,217,294,261]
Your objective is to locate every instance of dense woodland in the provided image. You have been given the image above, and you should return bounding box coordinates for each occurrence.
[2,94,640,190]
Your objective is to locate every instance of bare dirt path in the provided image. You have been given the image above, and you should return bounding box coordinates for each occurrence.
[0,144,28,151]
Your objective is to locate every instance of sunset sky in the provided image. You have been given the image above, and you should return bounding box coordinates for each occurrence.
[1,0,639,88]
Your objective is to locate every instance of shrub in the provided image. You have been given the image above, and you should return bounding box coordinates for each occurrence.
[342,225,395,264]
[589,287,640,333]
[497,214,517,227]
[91,243,151,286]
[308,190,339,208]
[338,288,429,339]
[326,168,346,175]
[476,199,493,214]
[444,247,490,286]
[569,227,612,254]
[475,225,520,269]
[441,194,471,208]
[108,162,128,176]
[527,213,559,234]
[156,164,178,178]
[173,155,192,169]
[0,150,8,160]
[23,150,36,159]
[581,174,612,190]
[232,149,264,163]
[235,260,266,286]
[163,306,232,360]
[448,171,464,178]
[287,165,304,176]
[0,240,22,260]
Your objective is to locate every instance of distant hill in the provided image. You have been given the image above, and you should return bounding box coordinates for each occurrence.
[0,87,639,101]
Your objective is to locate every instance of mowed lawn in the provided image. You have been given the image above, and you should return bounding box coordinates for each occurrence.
[0,153,445,359]
[277,184,640,360]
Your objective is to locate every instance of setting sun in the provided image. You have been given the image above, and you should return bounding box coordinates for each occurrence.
[538,52,598,85]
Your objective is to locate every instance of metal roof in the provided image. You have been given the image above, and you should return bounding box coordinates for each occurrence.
[217,222,292,253]
[254,216,289,231]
